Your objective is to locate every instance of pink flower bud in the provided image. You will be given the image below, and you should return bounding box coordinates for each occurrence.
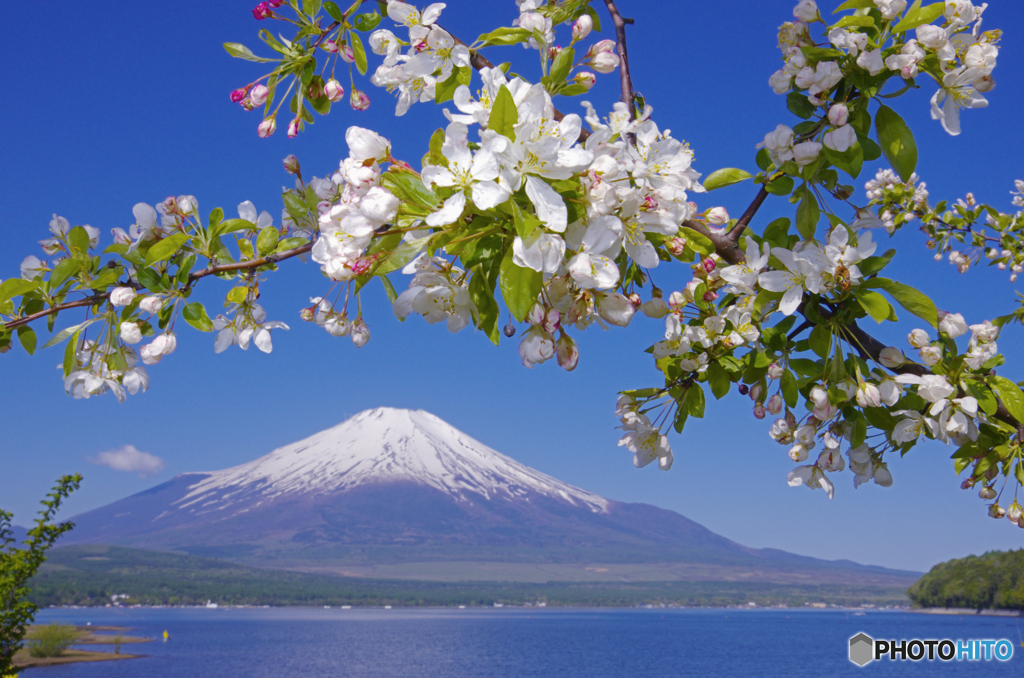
[307,81,323,100]
[572,15,593,41]
[749,383,763,402]
[339,44,356,63]
[590,51,619,74]
[556,334,579,371]
[300,307,315,322]
[627,293,642,308]
[351,318,370,347]
[572,72,596,90]
[325,79,345,103]
[250,84,269,107]
[350,89,371,111]
[766,394,784,415]
[110,287,137,307]
[753,404,767,419]
[705,207,729,226]
[591,39,616,55]
[322,40,340,53]
[666,237,687,256]
[230,88,248,103]
[827,103,848,126]
[283,155,301,175]
[287,118,300,138]
[702,258,716,273]
[543,309,561,334]
[252,2,272,20]
[257,117,277,138]
[767,363,783,380]
[702,290,718,302]
[267,0,284,6]
[548,45,563,60]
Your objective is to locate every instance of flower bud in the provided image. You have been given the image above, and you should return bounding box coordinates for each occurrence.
[974,74,995,93]
[283,155,301,175]
[325,79,345,103]
[339,43,356,63]
[979,485,997,500]
[351,318,370,347]
[827,103,849,126]
[230,88,248,103]
[666,237,687,257]
[591,39,615,55]
[322,40,340,53]
[627,293,642,308]
[789,444,809,462]
[287,118,300,138]
[907,328,930,349]
[350,89,371,111]
[766,394,784,415]
[702,290,718,302]
[919,346,942,366]
[572,14,593,41]
[138,296,163,314]
[110,287,137,307]
[556,334,579,371]
[989,503,1005,519]
[119,321,142,345]
[519,12,548,33]
[257,117,277,138]
[574,72,597,90]
[299,307,315,322]
[705,207,729,226]
[667,291,687,309]
[590,47,619,74]
[750,383,764,402]
[252,2,272,19]
[702,258,716,273]
[767,363,784,380]
[325,315,351,337]
[150,333,177,356]
[793,0,818,22]
[878,346,905,368]
[753,404,767,419]
[250,84,269,107]
[548,45,563,60]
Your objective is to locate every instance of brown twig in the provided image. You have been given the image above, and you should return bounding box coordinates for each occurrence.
[310,20,340,51]
[727,186,769,242]
[601,0,636,118]
[3,242,314,333]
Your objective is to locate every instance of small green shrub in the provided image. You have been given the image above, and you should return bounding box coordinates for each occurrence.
[112,635,123,655]
[26,623,79,658]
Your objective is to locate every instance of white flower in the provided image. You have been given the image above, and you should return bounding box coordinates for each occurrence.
[720,238,770,288]
[620,418,673,471]
[916,24,948,49]
[393,268,477,333]
[759,124,795,165]
[823,125,856,153]
[758,248,825,315]
[787,464,835,499]
[110,287,137,307]
[519,326,555,368]
[596,292,635,327]
[874,0,906,20]
[938,312,968,338]
[769,69,793,94]
[20,255,46,280]
[930,69,988,136]
[350,318,370,347]
[907,329,930,348]
[919,345,942,366]
[895,374,954,403]
[513,231,566,275]
[827,104,849,126]
[856,49,885,76]
[856,382,882,408]
[237,200,273,230]
[345,126,391,164]
[792,141,822,167]
[119,322,142,345]
[829,28,868,57]
[792,0,818,22]
[879,346,905,368]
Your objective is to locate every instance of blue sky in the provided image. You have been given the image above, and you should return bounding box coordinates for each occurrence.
[1,1,1022,572]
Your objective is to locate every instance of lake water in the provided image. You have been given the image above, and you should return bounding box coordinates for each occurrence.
[30,607,1023,677]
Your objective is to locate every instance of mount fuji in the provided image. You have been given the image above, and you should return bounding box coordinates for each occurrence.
[63,408,917,584]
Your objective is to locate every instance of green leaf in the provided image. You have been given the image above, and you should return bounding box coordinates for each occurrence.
[322,1,344,21]
[488,85,519,141]
[255,226,280,255]
[786,92,816,119]
[222,42,279,63]
[550,47,575,84]
[796,190,820,240]
[833,0,876,11]
[477,27,532,47]
[822,142,864,179]
[350,32,368,76]
[862,278,938,327]
[226,287,248,305]
[435,65,472,104]
[380,275,398,304]
[832,15,875,29]
[781,370,799,408]
[67,226,91,252]
[683,384,706,418]
[499,248,542,323]
[183,302,214,332]
[17,326,36,355]
[703,168,753,191]
[41,318,101,350]
[145,233,190,266]
[765,175,795,196]
[686,230,715,257]
[707,362,731,400]
[809,325,831,359]
[212,218,255,238]
[851,414,867,448]
[892,2,944,32]
[858,135,882,162]
[0,279,40,303]
[63,327,84,376]
[208,207,224,229]
[875,104,918,182]
[375,237,430,275]
[859,249,895,276]
[275,237,310,253]
[302,0,322,18]
[989,376,1024,425]
[469,268,500,346]
[352,12,382,32]
[854,288,894,324]
[48,258,81,288]
[558,84,590,97]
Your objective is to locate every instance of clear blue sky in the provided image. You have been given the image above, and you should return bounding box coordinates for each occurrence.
[1,1,1021,572]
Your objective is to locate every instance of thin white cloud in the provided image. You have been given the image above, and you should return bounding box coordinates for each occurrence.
[88,445,166,478]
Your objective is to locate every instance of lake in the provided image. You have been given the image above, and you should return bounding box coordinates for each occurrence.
[30,607,1023,676]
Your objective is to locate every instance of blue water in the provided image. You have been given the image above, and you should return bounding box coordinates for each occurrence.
[27,607,1023,677]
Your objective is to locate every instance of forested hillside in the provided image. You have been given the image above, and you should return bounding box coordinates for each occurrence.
[908,550,1024,611]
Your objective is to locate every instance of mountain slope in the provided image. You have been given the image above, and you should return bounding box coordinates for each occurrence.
[63,408,918,583]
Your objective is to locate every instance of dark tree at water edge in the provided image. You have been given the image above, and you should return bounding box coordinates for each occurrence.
[907,549,1024,611]
[0,475,81,675]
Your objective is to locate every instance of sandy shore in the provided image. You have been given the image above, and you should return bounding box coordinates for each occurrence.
[911,608,1024,617]
[12,625,151,670]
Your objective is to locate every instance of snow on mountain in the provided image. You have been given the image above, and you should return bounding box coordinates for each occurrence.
[174,407,609,516]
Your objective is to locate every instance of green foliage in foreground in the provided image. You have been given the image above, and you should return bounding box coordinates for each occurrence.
[28,545,911,609]
[907,549,1024,611]
[1,475,81,675]
[25,623,80,658]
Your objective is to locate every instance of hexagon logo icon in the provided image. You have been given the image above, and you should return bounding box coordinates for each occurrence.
[849,632,874,667]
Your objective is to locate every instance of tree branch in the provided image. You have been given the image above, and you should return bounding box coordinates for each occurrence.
[681,220,745,266]
[3,242,314,333]
[727,186,769,242]
[602,0,636,118]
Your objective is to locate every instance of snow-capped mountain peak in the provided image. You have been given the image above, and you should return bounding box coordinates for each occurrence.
[174,407,609,514]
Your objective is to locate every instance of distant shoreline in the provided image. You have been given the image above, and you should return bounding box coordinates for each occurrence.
[911,607,1024,617]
